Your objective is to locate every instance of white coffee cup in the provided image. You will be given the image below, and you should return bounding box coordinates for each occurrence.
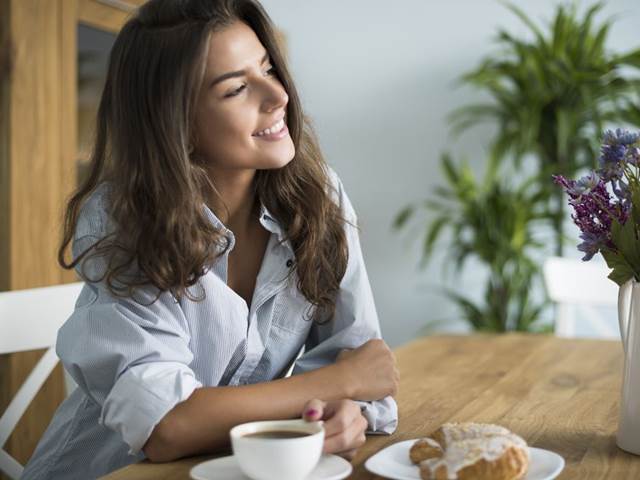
[230,418,324,480]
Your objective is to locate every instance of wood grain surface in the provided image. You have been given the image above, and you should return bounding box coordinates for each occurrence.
[0,1,74,472]
[103,333,638,479]
[79,0,145,33]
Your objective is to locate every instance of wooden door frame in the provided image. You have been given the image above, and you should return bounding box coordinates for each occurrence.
[0,0,137,471]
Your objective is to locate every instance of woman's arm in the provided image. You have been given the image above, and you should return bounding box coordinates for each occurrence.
[143,362,352,462]
[290,169,399,435]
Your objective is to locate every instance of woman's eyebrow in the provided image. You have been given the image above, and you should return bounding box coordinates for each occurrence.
[210,51,270,87]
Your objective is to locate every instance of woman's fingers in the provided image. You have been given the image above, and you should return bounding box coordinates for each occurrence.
[303,399,368,457]
[302,398,326,422]
[322,400,357,437]
[337,449,358,460]
[322,408,367,454]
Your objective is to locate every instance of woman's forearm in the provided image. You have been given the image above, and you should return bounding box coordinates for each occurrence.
[143,363,353,462]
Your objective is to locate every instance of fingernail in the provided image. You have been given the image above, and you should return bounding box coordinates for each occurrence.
[305,409,318,417]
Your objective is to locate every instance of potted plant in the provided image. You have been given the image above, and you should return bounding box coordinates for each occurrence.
[395,154,549,333]
[396,2,640,335]
[450,2,640,255]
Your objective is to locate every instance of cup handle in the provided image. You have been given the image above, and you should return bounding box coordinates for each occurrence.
[619,280,633,353]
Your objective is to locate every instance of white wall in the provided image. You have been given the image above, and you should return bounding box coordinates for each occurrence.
[261,0,640,348]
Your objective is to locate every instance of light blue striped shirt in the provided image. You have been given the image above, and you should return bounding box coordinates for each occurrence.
[22,170,397,479]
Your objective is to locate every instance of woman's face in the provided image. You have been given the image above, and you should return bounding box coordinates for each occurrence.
[194,21,295,175]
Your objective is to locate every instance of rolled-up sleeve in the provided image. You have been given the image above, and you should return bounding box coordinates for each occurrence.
[57,234,202,454]
[291,169,398,435]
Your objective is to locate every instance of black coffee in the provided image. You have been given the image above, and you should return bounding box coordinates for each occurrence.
[243,430,312,439]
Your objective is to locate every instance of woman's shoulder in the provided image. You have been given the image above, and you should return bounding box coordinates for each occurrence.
[325,165,357,222]
[74,182,115,240]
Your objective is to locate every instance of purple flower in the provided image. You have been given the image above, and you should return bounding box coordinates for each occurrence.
[556,173,628,260]
[603,128,640,146]
[599,144,626,181]
[556,129,640,267]
[612,178,631,204]
[577,231,606,261]
[554,172,602,198]
[553,175,582,199]
[575,171,599,194]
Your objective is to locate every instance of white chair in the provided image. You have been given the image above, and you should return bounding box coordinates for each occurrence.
[0,282,83,480]
[543,256,620,339]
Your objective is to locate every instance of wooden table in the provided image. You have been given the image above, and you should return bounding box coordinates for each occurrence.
[103,333,640,479]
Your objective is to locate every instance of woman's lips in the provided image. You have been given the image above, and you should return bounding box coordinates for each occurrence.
[253,122,289,141]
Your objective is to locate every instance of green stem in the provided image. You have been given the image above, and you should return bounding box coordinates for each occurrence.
[553,188,564,257]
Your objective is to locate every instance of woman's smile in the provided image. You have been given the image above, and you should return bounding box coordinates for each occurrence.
[253,117,289,141]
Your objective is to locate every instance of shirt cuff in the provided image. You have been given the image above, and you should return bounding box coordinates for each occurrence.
[355,396,398,435]
[99,362,202,454]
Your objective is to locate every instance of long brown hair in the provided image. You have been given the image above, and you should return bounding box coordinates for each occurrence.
[59,0,348,323]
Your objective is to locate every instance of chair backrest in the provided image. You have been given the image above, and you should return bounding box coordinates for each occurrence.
[543,256,619,339]
[0,282,83,480]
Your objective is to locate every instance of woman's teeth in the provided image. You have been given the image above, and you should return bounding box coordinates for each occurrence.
[255,118,285,136]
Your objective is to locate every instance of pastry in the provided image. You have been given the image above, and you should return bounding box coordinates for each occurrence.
[409,437,443,463]
[410,422,529,480]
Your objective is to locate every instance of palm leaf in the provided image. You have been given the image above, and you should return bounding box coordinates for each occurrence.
[393,205,414,230]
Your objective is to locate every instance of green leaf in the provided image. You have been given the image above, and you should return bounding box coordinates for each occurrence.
[601,248,635,286]
[551,5,568,56]
[423,216,450,261]
[632,189,640,228]
[500,1,547,51]
[611,218,640,278]
[448,104,502,136]
[589,21,610,60]
[609,268,634,287]
[440,153,459,186]
[578,3,605,61]
[445,289,486,330]
[611,49,640,69]
[393,205,414,230]
[556,109,573,162]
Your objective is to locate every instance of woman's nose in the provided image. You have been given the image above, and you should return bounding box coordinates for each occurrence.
[261,81,288,112]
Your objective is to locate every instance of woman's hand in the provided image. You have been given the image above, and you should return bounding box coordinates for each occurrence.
[335,339,399,401]
[301,398,368,461]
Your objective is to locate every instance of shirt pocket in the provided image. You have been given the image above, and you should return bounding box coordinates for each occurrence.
[270,289,315,335]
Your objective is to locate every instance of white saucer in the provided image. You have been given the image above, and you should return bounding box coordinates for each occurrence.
[364,439,565,480]
[190,453,353,480]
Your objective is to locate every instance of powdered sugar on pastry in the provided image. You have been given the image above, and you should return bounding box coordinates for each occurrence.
[417,438,442,449]
[422,434,528,478]
[412,422,530,480]
[438,422,512,445]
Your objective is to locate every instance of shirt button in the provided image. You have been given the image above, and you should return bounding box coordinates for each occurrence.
[286,259,293,268]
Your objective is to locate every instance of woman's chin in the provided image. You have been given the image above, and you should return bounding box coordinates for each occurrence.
[260,148,296,170]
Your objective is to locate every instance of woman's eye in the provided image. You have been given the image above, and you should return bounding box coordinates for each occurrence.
[224,67,275,98]
[226,84,246,97]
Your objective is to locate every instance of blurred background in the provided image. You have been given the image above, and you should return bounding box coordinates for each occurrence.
[1,0,639,475]
[260,0,640,347]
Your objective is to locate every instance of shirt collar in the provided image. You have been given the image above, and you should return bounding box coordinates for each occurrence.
[258,203,286,242]
[202,201,290,249]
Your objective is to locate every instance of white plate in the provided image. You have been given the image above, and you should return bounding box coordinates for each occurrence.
[190,453,353,480]
[364,439,565,480]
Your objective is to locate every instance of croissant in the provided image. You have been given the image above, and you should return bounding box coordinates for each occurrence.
[409,422,529,480]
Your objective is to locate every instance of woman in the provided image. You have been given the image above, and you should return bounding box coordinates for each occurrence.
[22,0,398,478]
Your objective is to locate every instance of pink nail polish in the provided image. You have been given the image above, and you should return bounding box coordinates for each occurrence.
[305,409,318,417]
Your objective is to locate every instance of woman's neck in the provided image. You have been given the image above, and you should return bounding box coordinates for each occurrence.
[206,168,259,234]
